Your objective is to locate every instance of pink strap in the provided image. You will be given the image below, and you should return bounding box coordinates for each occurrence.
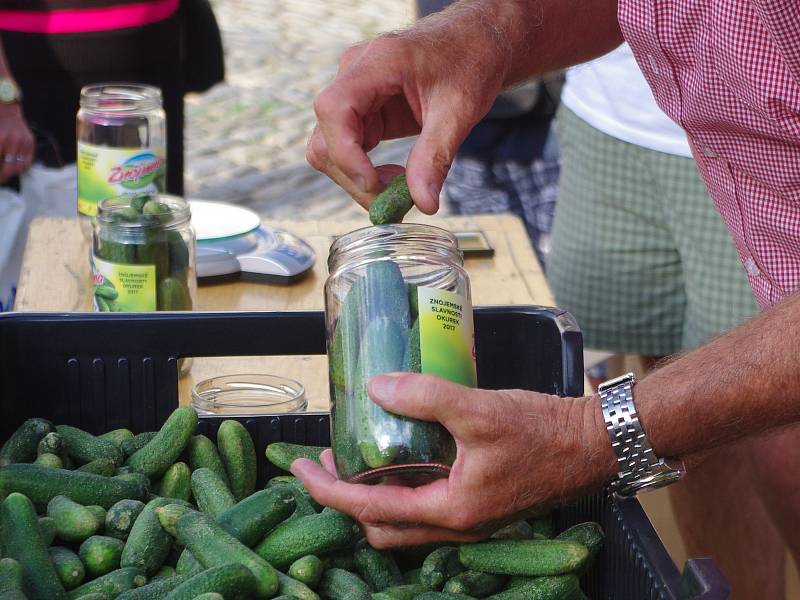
[0,0,180,34]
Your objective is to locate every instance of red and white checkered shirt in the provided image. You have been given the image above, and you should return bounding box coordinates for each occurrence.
[619,0,800,308]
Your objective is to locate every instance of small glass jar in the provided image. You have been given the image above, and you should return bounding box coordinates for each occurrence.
[77,84,167,239]
[192,374,307,416]
[92,193,196,314]
[325,224,477,485]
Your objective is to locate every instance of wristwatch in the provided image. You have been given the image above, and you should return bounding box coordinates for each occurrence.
[598,372,685,496]
[0,78,21,104]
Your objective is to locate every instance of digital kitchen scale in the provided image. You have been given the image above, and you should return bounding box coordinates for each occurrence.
[190,200,316,284]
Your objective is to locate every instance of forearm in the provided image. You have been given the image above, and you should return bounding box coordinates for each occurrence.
[634,290,800,459]
[413,0,623,88]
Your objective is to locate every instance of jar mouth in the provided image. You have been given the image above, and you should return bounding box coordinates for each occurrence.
[328,223,462,274]
[80,83,162,113]
[191,374,307,416]
[97,193,191,230]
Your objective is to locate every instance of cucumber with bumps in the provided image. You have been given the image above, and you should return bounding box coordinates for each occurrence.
[190,467,235,519]
[163,564,256,600]
[121,497,190,576]
[0,418,54,466]
[79,535,125,578]
[47,496,100,542]
[66,567,147,600]
[216,420,257,501]
[125,407,197,479]
[48,547,85,590]
[187,435,229,488]
[56,425,123,467]
[116,574,188,600]
[458,540,588,576]
[105,499,146,541]
[420,547,464,590]
[369,174,413,225]
[159,462,192,502]
[353,538,402,591]
[265,442,327,471]
[216,486,295,547]
[318,568,371,600]
[443,571,506,597]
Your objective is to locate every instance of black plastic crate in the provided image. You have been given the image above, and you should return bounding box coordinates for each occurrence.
[0,309,729,599]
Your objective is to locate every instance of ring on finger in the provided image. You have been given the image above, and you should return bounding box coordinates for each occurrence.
[3,154,24,164]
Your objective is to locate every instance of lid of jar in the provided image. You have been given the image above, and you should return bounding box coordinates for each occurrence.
[191,374,307,416]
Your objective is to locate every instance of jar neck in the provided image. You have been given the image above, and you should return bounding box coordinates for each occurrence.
[328,224,463,276]
[80,83,162,115]
[97,194,191,234]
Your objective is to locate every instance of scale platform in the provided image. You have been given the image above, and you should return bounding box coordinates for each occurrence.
[190,200,316,285]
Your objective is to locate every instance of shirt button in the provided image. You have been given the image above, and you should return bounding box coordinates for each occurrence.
[744,257,760,277]
[701,145,718,158]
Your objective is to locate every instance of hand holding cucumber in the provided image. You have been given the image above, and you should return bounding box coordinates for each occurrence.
[292,373,617,548]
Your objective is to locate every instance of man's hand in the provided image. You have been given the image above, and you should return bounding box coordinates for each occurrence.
[292,373,616,548]
[306,7,513,214]
[0,103,34,183]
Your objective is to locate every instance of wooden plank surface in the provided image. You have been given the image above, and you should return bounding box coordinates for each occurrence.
[15,214,556,410]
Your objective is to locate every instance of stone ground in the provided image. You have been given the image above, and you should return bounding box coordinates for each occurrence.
[184,0,417,221]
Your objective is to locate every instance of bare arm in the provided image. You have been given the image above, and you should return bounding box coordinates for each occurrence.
[306,0,621,213]
[0,42,34,181]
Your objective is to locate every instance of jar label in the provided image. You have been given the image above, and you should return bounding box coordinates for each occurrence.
[78,142,166,216]
[416,286,477,387]
[92,254,156,312]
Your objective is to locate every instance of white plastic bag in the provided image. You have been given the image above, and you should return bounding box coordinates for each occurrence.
[0,163,76,311]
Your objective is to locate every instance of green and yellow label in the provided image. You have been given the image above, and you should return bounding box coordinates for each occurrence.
[417,286,477,387]
[78,142,166,216]
[92,255,156,312]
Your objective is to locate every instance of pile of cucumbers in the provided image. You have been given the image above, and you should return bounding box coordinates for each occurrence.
[0,411,602,599]
[93,194,193,312]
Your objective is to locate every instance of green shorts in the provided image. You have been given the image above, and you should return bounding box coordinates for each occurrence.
[548,106,758,355]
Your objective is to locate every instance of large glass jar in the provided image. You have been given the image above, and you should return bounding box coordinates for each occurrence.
[325,224,477,485]
[77,84,167,239]
[92,194,195,314]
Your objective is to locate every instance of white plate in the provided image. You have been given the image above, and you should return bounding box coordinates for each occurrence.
[189,200,261,242]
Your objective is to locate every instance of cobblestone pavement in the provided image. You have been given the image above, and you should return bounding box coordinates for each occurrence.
[185,0,416,222]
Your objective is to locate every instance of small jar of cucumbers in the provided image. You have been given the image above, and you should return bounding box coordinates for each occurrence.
[326,223,477,485]
[92,194,196,314]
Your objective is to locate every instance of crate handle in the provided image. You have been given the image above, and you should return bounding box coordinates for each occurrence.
[679,558,731,599]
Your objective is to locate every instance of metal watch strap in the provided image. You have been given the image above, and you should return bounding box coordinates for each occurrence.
[599,372,684,496]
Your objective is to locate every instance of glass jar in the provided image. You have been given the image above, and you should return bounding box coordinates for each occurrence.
[92,193,196,314]
[325,224,477,485]
[192,374,307,416]
[77,84,167,239]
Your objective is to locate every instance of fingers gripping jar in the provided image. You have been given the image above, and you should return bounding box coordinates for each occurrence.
[326,224,477,485]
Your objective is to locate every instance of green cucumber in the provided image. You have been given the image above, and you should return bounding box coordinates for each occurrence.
[443,571,506,597]
[48,547,85,590]
[47,496,101,542]
[331,386,368,478]
[121,497,190,576]
[458,540,588,576]
[0,418,54,466]
[105,499,146,541]
[98,237,136,264]
[408,284,419,319]
[371,583,428,600]
[77,458,118,477]
[99,428,134,448]
[192,594,223,600]
[85,505,107,525]
[152,565,176,580]
[79,535,125,578]
[353,539,402,591]
[529,515,555,539]
[37,432,64,457]
[319,549,356,572]
[216,486,295,547]
[136,232,169,282]
[38,516,57,546]
[0,464,150,508]
[1,493,66,599]
[329,276,365,392]
[491,521,534,541]
[116,574,188,600]
[190,468,235,519]
[56,425,123,467]
[124,408,197,479]
[364,260,410,328]
[255,510,356,569]
[287,555,324,589]
[175,550,203,577]
[265,442,327,471]
[66,567,147,600]
[163,564,256,600]
[420,547,465,591]
[173,510,279,598]
[555,522,604,571]
[167,231,191,278]
[33,452,63,469]
[0,557,25,598]
[93,283,119,301]
[318,568,370,600]
[275,570,320,600]
[159,462,192,502]
[157,277,192,311]
[120,432,157,459]
[216,420,257,501]
[484,575,580,599]
[187,435,229,488]
[403,319,421,372]
[369,174,413,225]
[414,593,478,600]
[156,504,195,537]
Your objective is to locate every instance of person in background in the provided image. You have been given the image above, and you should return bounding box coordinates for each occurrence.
[546,44,772,597]
[416,0,562,267]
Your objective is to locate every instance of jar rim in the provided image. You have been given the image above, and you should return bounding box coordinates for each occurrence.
[97,194,191,230]
[191,373,307,416]
[80,83,162,113]
[328,223,462,274]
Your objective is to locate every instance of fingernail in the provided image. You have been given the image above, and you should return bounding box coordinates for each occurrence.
[369,373,401,404]
[353,175,367,193]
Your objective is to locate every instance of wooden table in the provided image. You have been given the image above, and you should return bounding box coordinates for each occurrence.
[15,214,557,410]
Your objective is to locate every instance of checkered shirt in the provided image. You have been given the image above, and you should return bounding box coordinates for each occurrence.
[619,0,800,308]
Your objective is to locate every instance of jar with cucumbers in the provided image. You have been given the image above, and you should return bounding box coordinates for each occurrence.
[92,194,195,314]
[326,221,477,485]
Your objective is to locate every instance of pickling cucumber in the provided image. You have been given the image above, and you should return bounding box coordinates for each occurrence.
[265,442,327,471]
[318,568,371,600]
[48,547,85,590]
[57,425,124,466]
[0,419,54,466]
[187,435,229,488]
[216,420,257,501]
[369,174,413,225]
[78,535,125,578]
[159,462,192,502]
[458,540,588,576]
[125,407,198,479]
[163,564,256,600]
[190,467,236,519]
[353,538,403,591]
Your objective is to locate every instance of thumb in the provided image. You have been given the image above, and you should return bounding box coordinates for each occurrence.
[368,373,488,439]
[404,99,473,215]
